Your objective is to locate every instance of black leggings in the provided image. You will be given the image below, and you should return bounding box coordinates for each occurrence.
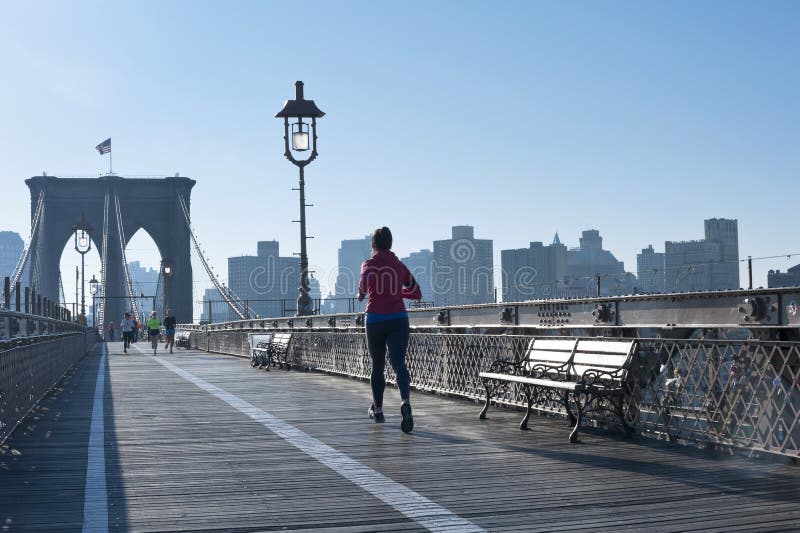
[366,317,411,408]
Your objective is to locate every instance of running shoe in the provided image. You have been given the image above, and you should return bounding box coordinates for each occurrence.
[401,403,413,434]
[368,404,385,423]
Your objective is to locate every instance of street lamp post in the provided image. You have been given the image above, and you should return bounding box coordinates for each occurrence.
[161,259,173,314]
[276,81,325,316]
[89,274,99,329]
[73,215,94,324]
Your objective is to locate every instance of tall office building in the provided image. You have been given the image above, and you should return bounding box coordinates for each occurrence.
[127,260,160,318]
[665,218,739,292]
[0,231,24,282]
[402,249,434,307]
[334,236,372,313]
[636,245,666,293]
[228,240,320,318]
[200,287,235,323]
[501,234,567,302]
[705,218,739,290]
[432,226,493,306]
[565,230,634,297]
[768,264,800,288]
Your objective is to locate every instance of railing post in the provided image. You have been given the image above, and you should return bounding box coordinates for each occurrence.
[14,282,21,312]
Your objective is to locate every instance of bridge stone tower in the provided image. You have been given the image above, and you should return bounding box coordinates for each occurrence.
[26,175,196,327]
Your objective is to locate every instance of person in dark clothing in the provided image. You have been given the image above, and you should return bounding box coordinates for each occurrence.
[163,308,177,354]
[358,227,422,433]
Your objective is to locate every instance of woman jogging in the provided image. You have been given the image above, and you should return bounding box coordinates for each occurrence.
[121,313,135,354]
[146,311,162,356]
[163,309,177,354]
[358,227,422,433]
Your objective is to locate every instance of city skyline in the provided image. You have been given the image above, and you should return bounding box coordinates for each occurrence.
[4,212,795,319]
[1,2,798,314]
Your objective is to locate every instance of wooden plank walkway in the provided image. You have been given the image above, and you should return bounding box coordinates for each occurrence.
[1,341,800,532]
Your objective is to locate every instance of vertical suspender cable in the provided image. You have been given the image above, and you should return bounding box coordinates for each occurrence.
[114,193,142,322]
[97,191,110,333]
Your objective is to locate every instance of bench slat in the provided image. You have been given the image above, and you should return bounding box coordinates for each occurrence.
[576,340,634,355]
[527,350,574,363]
[478,372,578,390]
[529,339,578,352]
[572,352,629,368]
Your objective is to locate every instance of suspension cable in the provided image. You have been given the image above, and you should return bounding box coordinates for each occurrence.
[97,190,110,332]
[10,190,45,289]
[114,193,142,322]
[176,194,250,319]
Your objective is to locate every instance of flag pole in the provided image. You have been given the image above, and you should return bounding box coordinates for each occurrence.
[109,149,113,175]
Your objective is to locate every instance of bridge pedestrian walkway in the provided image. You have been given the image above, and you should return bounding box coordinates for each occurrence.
[1,343,800,532]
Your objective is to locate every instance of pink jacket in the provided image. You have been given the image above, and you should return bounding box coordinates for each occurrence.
[358,249,422,314]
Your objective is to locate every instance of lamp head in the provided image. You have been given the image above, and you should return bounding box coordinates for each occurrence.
[89,275,99,295]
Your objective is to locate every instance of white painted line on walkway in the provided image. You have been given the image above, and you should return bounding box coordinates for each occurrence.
[136,345,485,532]
[82,342,108,533]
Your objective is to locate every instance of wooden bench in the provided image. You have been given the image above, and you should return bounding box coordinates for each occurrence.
[479,337,636,443]
[250,333,293,370]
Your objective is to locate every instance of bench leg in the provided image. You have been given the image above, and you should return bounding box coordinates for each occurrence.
[563,392,577,427]
[520,386,533,430]
[614,396,634,438]
[569,396,583,444]
[479,382,492,420]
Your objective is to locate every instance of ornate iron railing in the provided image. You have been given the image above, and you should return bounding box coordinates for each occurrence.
[187,328,800,458]
[0,330,98,443]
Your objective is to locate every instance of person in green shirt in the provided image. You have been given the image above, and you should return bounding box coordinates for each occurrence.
[146,311,162,356]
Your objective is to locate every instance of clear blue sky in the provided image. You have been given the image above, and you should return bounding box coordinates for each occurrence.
[1,1,798,310]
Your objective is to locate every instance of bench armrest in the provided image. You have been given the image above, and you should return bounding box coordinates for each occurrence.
[580,367,626,388]
[528,362,571,382]
[486,358,524,376]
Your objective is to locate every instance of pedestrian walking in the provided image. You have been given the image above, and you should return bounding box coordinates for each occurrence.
[163,309,177,354]
[107,322,115,341]
[358,227,422,433]
[121,313,135,353]
[146,311,162,356]
[132,317,140,343]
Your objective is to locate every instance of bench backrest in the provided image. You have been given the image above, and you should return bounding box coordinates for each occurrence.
[523,338,578,371]
[249,333,273,351]
[570,339,636,381]
[272,332,292,348]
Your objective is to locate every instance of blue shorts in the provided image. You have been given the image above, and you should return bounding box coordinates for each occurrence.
[166,328,176,336]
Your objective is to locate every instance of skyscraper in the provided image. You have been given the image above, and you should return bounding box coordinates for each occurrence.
[501,234,567,302]
[0,231,24,282]
[565,230,634,297]
[334,236,372,313]
[228,240,319,318]
[432,225,493,306]
[768,264,800,288]
[636,245,666,293]
[127,260,161,318]
[665,218,739,292]
[402,249,434,307]
[200,287,235,323]
[705,218,739,290]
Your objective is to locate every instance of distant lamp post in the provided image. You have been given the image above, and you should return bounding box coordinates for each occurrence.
[161,259,173,313]
[276,80,325,316]
[73,215,94,320]
[89,275,99,328]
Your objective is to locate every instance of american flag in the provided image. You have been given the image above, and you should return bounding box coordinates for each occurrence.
[95,138,111,154]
